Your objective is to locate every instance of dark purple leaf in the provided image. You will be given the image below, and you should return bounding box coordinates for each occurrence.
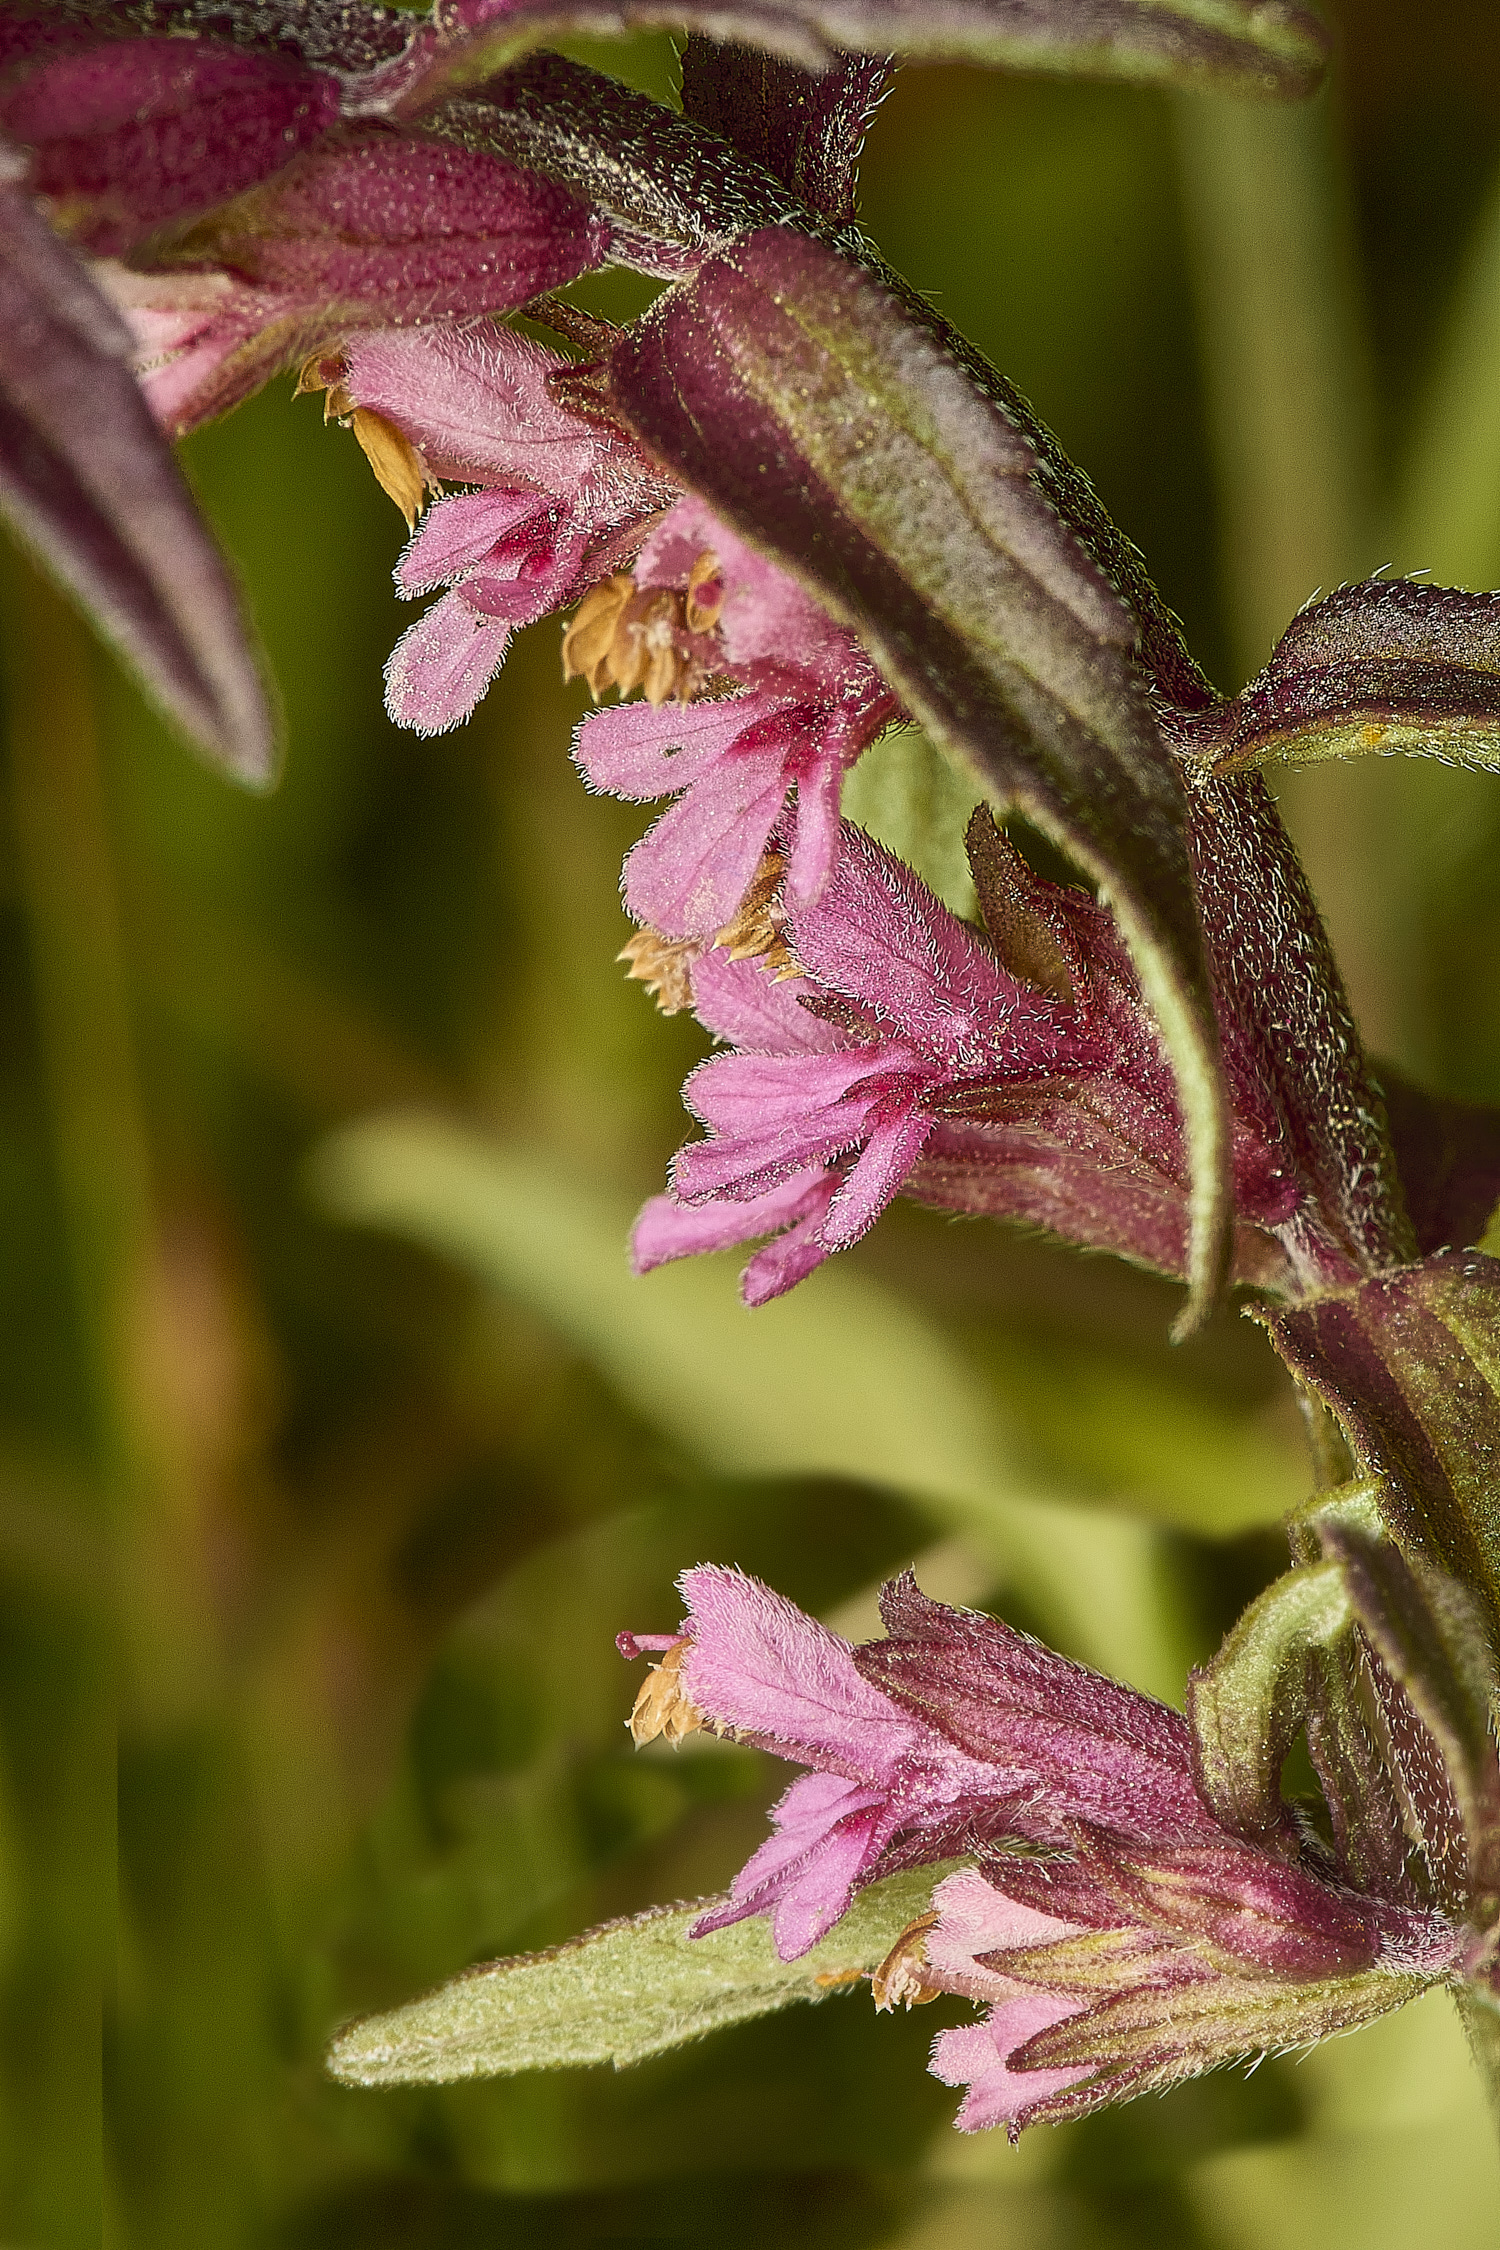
[412,0,1329,105]
[1316,1520,1500,1913]
[0,153,273,781]
[678,36,893,227]
[1381,1070,1500,1259]
[0,32,341,254]
[598,226,1230,1324]
[1266,1251,1500,1652]
[1168,580,1500,777]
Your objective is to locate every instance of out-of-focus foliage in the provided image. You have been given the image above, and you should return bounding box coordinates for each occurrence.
[3,6,1500,2245]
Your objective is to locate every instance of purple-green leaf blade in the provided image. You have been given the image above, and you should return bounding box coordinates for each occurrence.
[1173,581,1500,778]
[1267,1251,1500,1656]
[408,0,1329,106]
[0,160,275,784]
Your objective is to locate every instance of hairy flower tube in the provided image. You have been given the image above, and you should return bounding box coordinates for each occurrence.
[630,810,1310,1303]
[621,1566,1475,2136]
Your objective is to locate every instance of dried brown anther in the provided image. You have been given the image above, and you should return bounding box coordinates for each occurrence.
[628,1638,706,1748]
[618,928,701,1015]
[685,549,725,633]
[871,1913,944,2012]
[563,574,721,707]
[712,851,802,981]
[296,351,437,529]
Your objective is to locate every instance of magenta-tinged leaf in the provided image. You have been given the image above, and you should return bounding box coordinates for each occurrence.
[1266,1251,1500,1651]
[601,226,1230,1326]
[417,52,804,275]
[1169,580,1500,777]
[678,37,893,227]
[1,34,341,253]
[408,0,1329,106]
[127,127,609,435]
[0,154,273,781]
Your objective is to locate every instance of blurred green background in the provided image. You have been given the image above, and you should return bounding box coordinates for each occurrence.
[5,2,1500,2243]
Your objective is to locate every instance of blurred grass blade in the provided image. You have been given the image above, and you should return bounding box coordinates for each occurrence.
[0,156,276,786]
[1174,89,1376,683]
[310,1112,1202,1691]
[1399,150,1500,590]
[326,1861,960,2084]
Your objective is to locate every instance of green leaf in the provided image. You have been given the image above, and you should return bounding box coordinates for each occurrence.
[308,1113,1198,1694]
[325,1861,960,2085]
[1187,1560,1352,1841]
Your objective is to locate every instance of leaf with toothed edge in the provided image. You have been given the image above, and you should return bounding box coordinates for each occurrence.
[325,1861,964,2084]
[597,227,1230,1333]
[0,152,275,784]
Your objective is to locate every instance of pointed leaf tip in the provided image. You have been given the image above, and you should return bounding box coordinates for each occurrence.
[411,0,1328,107]
[1172,579,1500,779]
[325,1863,964,2085]
[0,169,277,787]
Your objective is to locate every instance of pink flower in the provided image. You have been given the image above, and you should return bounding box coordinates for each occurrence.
[633,812,1312,1301]
[621,1566,1466,2135]
[575,495,899,937]
[329,324,676,734]
[619,1565,1065,1961]
[634,818,1119,1302]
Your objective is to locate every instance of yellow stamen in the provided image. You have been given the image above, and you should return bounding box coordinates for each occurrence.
[348,408,430,530]
[562,575,633,695]
[871,1913,943,2012]
[618,927,700,1015]
[628,1639,705,1747]
[297,352,437,528]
